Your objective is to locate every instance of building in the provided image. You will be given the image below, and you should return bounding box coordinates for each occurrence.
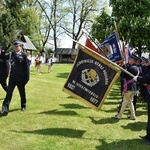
[16,30,37,54]
[55,48,77,63]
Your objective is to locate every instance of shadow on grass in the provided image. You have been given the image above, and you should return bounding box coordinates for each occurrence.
[56,72,69,78]
[9,108,20,112]
[60,103,89,109]
[89,116,120,125]
[11,128,86,138]
[121,121,146,131]
[39,109,79,116]
[95,138,148,150]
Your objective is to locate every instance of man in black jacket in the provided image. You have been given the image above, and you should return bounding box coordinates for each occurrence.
[0,41,30,116]
[133,61,150,145]
[0,47,9,92]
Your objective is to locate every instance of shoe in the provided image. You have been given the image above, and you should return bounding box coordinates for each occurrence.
[129,116,136,120]
[1,110,8,116]
[113,115,120,119]
[143,139,150,145]
[21,107,26,111]
[139,135,148,139]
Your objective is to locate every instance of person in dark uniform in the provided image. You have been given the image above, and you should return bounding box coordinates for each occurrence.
[133,61,150,145]
[114,54,139,120]
[0,41,30,116]
[0,46,9,92]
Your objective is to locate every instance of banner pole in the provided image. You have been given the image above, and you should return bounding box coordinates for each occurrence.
[114,21,126,62]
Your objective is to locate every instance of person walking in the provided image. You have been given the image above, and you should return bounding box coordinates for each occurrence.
[35,53,43,75]
[47,57,54,73]
[0,47,9,92]
[133,60,150,145]
[114,54,139,120]
[0,40,30,116]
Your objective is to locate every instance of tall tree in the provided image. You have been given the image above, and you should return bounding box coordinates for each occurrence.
[91,8,114,43]
[18,6,42,50]
[61,0,98,49]
[3,0,25,22]
[0,9,16,50]
[110,0,150,56]
[35,0,67,51]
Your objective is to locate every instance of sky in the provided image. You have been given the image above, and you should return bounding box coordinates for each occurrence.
[59,35,86,48]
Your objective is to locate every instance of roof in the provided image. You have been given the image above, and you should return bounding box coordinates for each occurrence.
[16,30,37,51]
[55,48,77,55]
[22,36,37,51]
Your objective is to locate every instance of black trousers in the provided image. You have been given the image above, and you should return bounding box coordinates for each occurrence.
[0,78,8,92]
[147,102,150,139]
[2,79,26,112]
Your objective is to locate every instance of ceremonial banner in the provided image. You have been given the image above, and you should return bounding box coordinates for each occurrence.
[99,32,122,62]
[63,44,120,111]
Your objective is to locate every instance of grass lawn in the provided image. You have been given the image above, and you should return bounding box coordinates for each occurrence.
[0,63,149,150]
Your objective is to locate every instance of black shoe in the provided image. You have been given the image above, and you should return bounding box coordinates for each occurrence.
[139,135,148,139]
[1,110,8,116]
[21,107,26,111]
[143,139,150,145]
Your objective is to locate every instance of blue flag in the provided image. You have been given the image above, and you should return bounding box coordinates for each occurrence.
[99,32,122,62]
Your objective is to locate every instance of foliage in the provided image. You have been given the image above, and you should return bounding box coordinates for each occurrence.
[3,0,26,22]
[91,8,114,43]
[109,0,150,56]
[0,9,16,50]
[18,6,43,50]
[0,64,149,150]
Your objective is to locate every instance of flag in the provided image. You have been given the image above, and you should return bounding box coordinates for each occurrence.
[125,44,132,63]
[85,38,99,53]
[62,44,120,111]
[99,32,122,62]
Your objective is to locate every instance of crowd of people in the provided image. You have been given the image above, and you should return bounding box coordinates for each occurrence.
[113,54,150,145]
[0,40,150,145]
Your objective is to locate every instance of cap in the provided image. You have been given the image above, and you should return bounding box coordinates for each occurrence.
[141,57,149,63]
[13,40,23,46]
[129,54,140,61]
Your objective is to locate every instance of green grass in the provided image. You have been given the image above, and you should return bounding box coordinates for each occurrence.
[0,63,149,150]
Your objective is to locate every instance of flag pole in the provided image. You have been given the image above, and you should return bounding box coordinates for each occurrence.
[114,21,126,63]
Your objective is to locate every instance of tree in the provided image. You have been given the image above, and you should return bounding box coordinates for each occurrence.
[61,0,98,49]
[91,8,114,43]
[0,9,16,51]
[3,0,26,22]
[34,0,68,52]
[18,6,42,50]
[110,0,150,56]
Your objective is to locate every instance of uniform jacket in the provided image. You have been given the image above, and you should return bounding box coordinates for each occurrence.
[137,66,150,102]
[0,50,29,84]
[121,63,139,91]
[0,59,9,80]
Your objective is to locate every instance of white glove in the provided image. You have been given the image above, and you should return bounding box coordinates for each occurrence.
[133,76,138,81]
